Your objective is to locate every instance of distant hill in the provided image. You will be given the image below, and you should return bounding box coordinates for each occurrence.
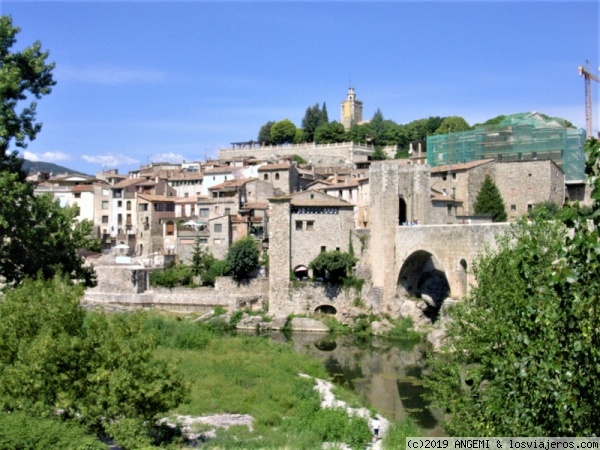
[21,159,90,177]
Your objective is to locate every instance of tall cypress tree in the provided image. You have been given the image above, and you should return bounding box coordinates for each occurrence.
[473,175,507,222]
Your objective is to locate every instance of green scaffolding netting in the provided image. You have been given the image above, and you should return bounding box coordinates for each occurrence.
[426,113,586,181]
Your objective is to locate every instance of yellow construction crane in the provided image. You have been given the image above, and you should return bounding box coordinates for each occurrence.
[578,62,600,138]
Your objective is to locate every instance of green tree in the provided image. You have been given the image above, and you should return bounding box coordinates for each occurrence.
[473,174,507,222]
[257,120,275,145]
[270,119,297,145]
[0,276,187,439]
[226,236,260,280]
[434,116,471,135]
[370,147,388,160]
[314,121,346,144]
[427,137,600,436]
[308,250,357,282]
[0,15,56,172]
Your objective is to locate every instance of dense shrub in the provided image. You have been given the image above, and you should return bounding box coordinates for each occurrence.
[0,411,104,450]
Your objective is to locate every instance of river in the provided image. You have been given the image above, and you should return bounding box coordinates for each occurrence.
[267,331,446,437]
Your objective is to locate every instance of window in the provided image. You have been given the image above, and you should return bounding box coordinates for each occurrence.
[511,204,517,212]
[296,221,303,231]
[321,246,326,253]
[213,238,221,245]
[102,188,109,196]
[126,201,131,211]
[442,188,447,196]
[126,214,132,225]
[184,193,189,198]
[117,214,123,225]
[442,174,447,181]
[102,201,109,210]
[264,173,269,181]
[528,204,534,212]
[214,223,222,233]
[200,208,209,218]
[74,193,81,199]
[199,237,208,244]
[154,203,164,212]
[117,201,122,208]
[306,221,314,231]
[451,187,456,197]
[102,215,109,224]
[232,225,237,232]
[166,221,175,236]
[139,203,148,211]
[447,204,453,215]
[166,203,175,212]
[225,207,231,215]
[275,173,280,181]
[452,173,457,180]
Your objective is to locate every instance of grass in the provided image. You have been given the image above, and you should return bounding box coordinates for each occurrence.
[147,312,419,448]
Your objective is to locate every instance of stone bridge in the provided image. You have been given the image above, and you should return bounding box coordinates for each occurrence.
[370,223,510,315]
[368,162,511,316]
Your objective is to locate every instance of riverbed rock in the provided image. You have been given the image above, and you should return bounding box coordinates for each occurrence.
[421,293,437,308]
[291,317,329,332]
[399,299,431,329]
[427,328,447,352]
[371,318,393,336]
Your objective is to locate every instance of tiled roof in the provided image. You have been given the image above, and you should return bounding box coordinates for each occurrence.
[273,190,353,207]
[257,163,292,171]
[203,166,234,175]
[137,194,177,203]
[210,178,256,191]
[168,172,204,181]
[71,185,95,193]
[431,159,495,173]
[113,178,148,188]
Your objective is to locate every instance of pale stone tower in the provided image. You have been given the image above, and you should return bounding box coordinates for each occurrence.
[340,87,363,131]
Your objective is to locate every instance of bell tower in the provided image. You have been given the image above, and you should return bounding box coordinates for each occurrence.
[340,87,363,130]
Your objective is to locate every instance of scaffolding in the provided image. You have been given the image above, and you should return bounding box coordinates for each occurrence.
[426,113,586,182]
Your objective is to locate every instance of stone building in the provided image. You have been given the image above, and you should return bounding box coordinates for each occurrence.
[430,158,565,221]
[167,171,205,198]
[268,190,355,315]
[257,163,299,195]
[136,194,177,256]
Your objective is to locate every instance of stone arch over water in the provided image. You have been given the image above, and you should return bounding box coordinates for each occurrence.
[315,304,337,315]
[397,250,450,319]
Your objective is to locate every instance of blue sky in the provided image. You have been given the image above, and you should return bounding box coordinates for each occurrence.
[2,1,599,175]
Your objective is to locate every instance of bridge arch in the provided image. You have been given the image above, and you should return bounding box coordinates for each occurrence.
[315,304,337,315]
[397,249,450,319]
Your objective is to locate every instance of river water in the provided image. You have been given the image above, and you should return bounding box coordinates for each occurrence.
[267,331,446,437]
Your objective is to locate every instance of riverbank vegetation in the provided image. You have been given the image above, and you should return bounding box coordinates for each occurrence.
[427,138,600,435]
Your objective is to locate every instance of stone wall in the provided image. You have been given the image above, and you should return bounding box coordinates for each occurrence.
[290,208,354,270]
[268,199,292,316]
[84,274,268,313]
[493,160,565,219]
[219,142,374,167]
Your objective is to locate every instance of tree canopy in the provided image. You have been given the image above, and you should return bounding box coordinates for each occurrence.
[301,102,329,143]
[0,17,96,286]
[433,116,471,135]
[270,119,297,145]
[308,250,356,282]
[226,236,260,280]
[0,276,188,439]
[0,15,55,170]
[427,138,600,436]
[473,174,507,222]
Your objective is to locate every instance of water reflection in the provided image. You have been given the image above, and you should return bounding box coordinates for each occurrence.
[268,332,446,436]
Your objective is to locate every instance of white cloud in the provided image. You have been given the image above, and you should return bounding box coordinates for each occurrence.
[57,64,166,85]
[151,152,186,164]
[23,151,71,162]
[82,154,140,167]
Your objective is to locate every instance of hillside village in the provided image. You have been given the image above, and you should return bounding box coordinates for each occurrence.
[28,88,592,320]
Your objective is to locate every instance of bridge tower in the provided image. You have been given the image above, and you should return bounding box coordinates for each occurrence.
[369,162,432,311]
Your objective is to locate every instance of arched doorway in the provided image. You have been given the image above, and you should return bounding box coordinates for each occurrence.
[293,265,309,280]
[399,197,407,225]
[397,250,450,321]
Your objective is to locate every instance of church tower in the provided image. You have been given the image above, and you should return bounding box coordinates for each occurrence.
[340,87,363,131]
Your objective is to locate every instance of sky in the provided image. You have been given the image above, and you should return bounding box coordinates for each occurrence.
[2,1,599,176]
